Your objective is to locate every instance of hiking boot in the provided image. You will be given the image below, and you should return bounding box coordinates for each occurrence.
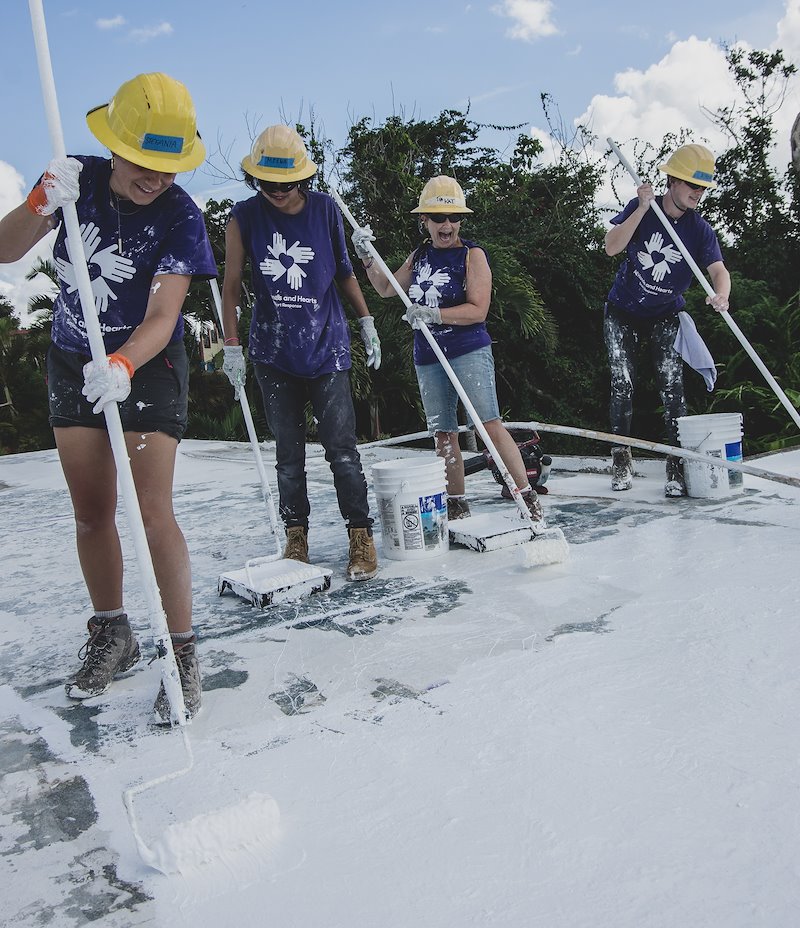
[65,616,140,699]
[665,455,687,498]
[283,526,309,563]
[611,446,633,491]
[153,638,202,725]
[346,527,378,581]
[447,496,471,520]
[521,489,545,525]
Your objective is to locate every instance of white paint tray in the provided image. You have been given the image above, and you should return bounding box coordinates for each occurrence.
[218,556,332,608]
[448,511,537,552]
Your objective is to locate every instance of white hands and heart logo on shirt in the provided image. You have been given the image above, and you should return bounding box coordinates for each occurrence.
[637,232,682,283]
[55,222,136,313]
[408,262,450,308]
[260,232,315,290]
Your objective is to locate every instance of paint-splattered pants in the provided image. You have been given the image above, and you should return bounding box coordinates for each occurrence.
[254,364,372,531]
[603,306,685,445]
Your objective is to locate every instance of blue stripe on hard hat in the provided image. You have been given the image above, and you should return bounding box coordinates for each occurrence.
[692,170,714,181]
[258,155,295,169]
[141,133,184,154]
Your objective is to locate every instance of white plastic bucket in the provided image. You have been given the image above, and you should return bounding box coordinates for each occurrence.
[676,413,744,499]
[371,458,448,561]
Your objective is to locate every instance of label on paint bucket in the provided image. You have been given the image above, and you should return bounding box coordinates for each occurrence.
[726,440,743,487]
[419,492,446,550]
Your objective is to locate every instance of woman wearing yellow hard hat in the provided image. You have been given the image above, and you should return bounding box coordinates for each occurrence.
[0,72,217,723]
[221,125,379,581]
[603,143,731,496]
[352,175,545,523]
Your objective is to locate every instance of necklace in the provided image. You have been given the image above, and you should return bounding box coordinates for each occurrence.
[109,189,143,254]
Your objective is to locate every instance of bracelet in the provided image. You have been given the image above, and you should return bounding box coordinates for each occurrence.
[223,337,240,345]
[107,352,135,378]
[363,257,374,270]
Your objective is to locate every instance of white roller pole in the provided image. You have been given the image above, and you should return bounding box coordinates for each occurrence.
[208,279,282,557]
[607,137,800,432]
[330,187,535,524]
[29,0,186,724]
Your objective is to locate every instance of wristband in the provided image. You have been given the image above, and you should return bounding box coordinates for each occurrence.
[26,183,50,216]
[363,257,374,270]
[107,352,135,378]
[224,337,240,345]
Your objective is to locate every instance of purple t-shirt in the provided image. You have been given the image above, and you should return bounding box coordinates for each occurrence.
[231,191,355,378]
[410,239,492,366]
[606,196,723,319]
[50,156,217,354]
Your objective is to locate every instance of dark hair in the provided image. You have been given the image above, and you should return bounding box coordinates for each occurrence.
[243,170,314,193]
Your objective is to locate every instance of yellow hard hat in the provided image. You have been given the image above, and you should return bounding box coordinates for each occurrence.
[86,73,205,173]
[410,175,474,214]
[241,125,317,182]
[658,144,717,189]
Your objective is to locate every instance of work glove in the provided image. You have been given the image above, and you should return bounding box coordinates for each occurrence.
[358,316,381,370]
[82,353,133,414]
[26,157,82,216]
[223,345,246,399]
[351,225,375,260]
[403,304,442,328]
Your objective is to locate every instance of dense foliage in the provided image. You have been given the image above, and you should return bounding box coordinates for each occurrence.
[2,46,798,456]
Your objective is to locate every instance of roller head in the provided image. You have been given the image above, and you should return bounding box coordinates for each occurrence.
[520,527,569,567]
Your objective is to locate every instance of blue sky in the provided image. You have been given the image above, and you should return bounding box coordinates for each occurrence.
[2,0,798,313]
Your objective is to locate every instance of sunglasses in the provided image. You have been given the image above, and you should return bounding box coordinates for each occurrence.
[682,180,706,192]
[260,181,299,194]
[427,213,465,224]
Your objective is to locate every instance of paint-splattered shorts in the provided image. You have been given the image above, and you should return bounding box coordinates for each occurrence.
[47,342,189,440]
[415,345,501,434]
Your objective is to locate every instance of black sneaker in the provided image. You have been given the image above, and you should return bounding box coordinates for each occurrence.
[65,616,140,699]
[153,638,202,725]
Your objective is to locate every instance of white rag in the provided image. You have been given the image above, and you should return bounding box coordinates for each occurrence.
[674,311,717,391]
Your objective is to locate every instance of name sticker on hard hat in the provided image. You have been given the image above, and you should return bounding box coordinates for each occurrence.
[692,170,714,182]
[142,134,185,154]
[432,196,457,204]
[259,156,296,169]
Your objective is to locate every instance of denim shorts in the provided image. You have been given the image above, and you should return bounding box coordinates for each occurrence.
[415,345,501,434]
[47,342,189,439]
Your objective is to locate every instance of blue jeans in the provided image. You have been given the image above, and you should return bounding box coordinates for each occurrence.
[253,364,371,531]
[603,305,685,445]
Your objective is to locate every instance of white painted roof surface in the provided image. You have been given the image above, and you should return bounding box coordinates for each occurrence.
[1,440,799,927]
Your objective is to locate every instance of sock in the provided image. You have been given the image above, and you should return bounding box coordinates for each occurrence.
[170,630,195,644]
[93,609,127,626]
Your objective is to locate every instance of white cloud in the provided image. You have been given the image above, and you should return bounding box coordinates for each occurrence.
[0,161,57,323]
[129,22,173,42]
[96,15,126,30]
[492,0,559,42]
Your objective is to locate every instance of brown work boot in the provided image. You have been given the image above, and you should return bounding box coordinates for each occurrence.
[346,527,378,581]
[447,496,471,520]
[283,526,309,562]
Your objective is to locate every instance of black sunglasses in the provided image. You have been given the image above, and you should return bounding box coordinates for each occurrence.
[682,180,706,192]
[427,213,465,224]
[260,180,299,193]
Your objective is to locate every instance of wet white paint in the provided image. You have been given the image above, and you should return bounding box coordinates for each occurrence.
[2,440,799,927]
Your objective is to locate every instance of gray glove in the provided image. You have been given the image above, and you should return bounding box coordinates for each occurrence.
[404,304,442,328]
[222,345,246,399]
[358,316,381,370]
[351,224,375,260]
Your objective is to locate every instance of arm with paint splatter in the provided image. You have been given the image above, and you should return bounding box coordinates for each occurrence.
[604,184,654,256]
[110,274,191,371]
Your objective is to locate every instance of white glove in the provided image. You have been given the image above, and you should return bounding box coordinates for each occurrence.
[82,354,132,414]
[358,316,381,370]
[351,225,375,260]
[26,157,82,216]
[223,345,246,399]
[404,304,442,328]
